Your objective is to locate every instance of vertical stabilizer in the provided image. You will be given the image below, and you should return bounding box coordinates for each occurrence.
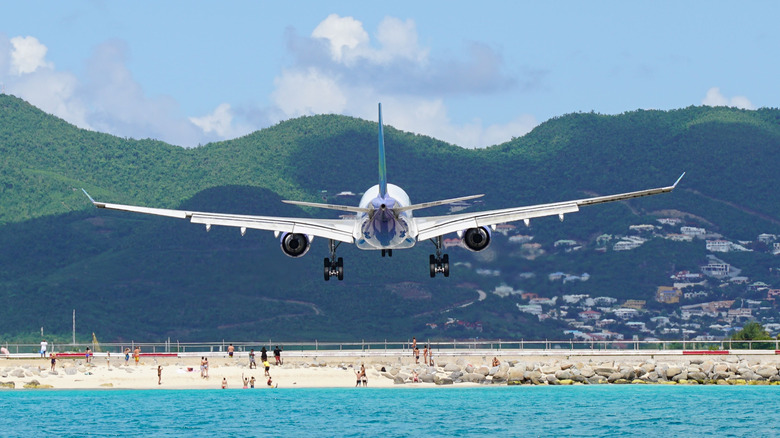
[378,103,388,197]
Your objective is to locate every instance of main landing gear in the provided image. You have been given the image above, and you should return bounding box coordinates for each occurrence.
[324,239,343,281]
[381,249,393,257]
[429,236,450,278]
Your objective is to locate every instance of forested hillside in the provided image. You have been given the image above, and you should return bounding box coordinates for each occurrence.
[1,94,779,342]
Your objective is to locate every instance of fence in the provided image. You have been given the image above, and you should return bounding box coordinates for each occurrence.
[3,338,780,355]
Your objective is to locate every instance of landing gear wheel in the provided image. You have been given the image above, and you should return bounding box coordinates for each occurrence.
[429,254,436,278]
[324,258,331,281]
[442,254,450,277]
[337,257,344,281]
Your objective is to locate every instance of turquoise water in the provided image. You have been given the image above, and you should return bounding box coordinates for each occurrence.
[0,386,776,437]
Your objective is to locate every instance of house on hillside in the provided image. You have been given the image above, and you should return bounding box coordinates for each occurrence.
[656,286,682,304]
[622,300,646,310]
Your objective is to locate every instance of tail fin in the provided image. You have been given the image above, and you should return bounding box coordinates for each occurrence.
[378,103,388,197]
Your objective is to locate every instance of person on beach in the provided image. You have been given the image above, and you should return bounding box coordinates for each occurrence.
[106,351,111,368]
[274,345,282,365]
[242,374,249,389]
[414,346,420,364]
[267,377,273,387]
[412,370,419,383]
[204,358,210,378]
[228,344,234,358]
[221,377,227,389]
[124,348,130,366]
[158,366,162,385]
[200,357,206,378]
[249,349,256,369]
[423,345,428,366]
[40,339,47,358]
[411,337,416,356]
[133,347,140,366]
[50,353,56,371]
[263,360,271,377]
[85,347,92,364]
[492,357,500,367]
[360,364,367,387]
[249,376,255,388]
[355,369,361,387]
[428,348,434,367]
[260,347,268,363]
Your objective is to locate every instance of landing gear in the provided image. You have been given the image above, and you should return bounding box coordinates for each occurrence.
[324,240,344,281]
[428,236,450,278]
[381,249,393,257]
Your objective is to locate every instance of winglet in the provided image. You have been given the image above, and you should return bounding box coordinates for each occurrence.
[378,103,388,198]
[81,188,97,205]
[673,172,686,188]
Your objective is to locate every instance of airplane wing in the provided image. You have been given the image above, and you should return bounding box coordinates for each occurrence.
[82,190,355,243]
[413,173,685,241]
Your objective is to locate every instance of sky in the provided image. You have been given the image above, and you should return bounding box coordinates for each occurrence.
[1,1,778,148]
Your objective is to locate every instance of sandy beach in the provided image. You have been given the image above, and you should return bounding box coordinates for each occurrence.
[3,350,780,389]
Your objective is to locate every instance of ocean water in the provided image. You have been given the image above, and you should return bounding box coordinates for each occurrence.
[0,386,776,437]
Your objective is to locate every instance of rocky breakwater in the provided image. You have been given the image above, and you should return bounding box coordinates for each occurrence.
[379,357,780,386]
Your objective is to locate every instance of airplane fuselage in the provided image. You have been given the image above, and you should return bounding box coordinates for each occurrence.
[354,184,417,250]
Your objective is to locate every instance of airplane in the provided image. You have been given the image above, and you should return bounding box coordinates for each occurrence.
[83,103,685,281]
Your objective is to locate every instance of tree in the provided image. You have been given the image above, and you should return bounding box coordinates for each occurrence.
[730,321,772,349]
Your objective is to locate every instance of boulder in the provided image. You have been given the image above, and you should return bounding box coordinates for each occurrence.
[607,372,623,383]
[0,381,14,389]
[420,373,435,383]
[449,371,463,380]
[594,367,616,377]
[671,371,688,382]
[555,370,574,381]
[541,365,559,375]
[463,373,486,383]
[688,371,708,383]
[393,375,406,384]
[464,365,475,374]
[666,366,683,379]
[558,379,575,385]
[579,367,595,378]
[443,363,461,373]
[756,367,778,379]
[507,368,525,380]
[476,366,490,376]
[619,367,636,381]
[587,376,608,384]
[546,375,560,385]
[489,366,499,376]
[100,383,114,387]
[11,369,25,378]
[434,374,453,385]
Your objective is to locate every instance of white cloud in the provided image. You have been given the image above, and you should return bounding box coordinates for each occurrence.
[189,103,251,139]
[9,36,52,75]
[273,15,533,147]
[702,87,755,110]
[271,67,348,116]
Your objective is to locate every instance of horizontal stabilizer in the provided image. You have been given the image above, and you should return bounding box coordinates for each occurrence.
[395,194,484,213]
[281,199,373,214]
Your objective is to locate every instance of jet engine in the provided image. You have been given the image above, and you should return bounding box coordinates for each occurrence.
[461,227,492,252]
[280,233,311,258]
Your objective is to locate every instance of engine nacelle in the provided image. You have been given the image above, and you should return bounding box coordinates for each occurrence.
[280,233,311,258]
[462,227,492,252]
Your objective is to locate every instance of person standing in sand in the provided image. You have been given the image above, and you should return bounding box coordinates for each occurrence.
[85,347,92,364]
[260,346,268,364]
[249,349,256,369]
[50,353,56,371]
[249,376,255,388]
[423,345,428,366]
[124,348,130,366]
[414,346,420,364]
[228,344,234,358]
[411,337,417,357]
[40,339,47,358]
[242,374,249,388]
[263,360,271,377]
[361,364,368,387]
[274,345,282,365]
[204,358,209,378]
[133,346,140,366]
[157,365,162,385]
[221,377,227,389]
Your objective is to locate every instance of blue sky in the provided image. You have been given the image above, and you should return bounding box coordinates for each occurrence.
[1,1,777,148]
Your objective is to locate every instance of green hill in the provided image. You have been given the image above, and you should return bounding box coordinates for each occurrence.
[1,94,779,342]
